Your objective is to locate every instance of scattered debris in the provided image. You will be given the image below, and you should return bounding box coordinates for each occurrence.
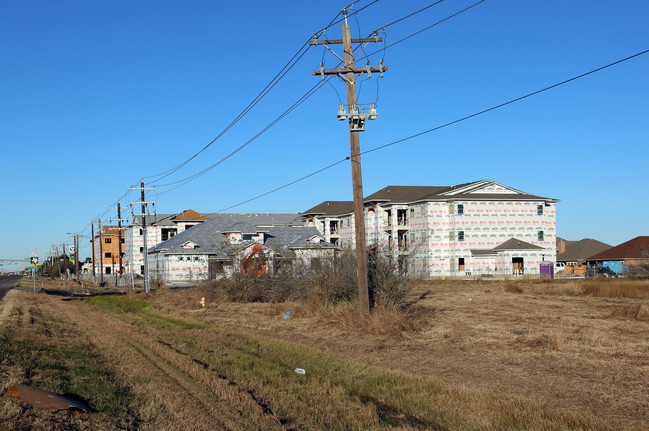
[294,368,306,375]
[6,383,91,413]
[282,311,291,319]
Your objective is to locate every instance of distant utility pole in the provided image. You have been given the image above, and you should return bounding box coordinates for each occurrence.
[90,224,96,280]
[109,203,129,287]
[98,218,104,284]
[73,234,80,280]
[310,10,387,314]
[117,203,124,278]
[61,242,66,280]
[129,180,156,293]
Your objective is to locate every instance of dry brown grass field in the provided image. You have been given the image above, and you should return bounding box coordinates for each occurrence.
[1,277,648,430]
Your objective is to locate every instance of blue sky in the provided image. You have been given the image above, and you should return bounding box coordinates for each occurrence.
[1,0,648,269]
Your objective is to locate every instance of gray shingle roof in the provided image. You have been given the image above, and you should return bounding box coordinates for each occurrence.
[364,181,556,204]
[301,201,354,216]
[556,238,611,262]
[364,185,452,203]
[148,214,330,257]
[493,238,544,250]
[303,180,557,215]
[470,237,544,256]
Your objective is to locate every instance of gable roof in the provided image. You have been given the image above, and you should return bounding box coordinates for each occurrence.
[95,225,120,237]
[302,181,557,216]
[264,226,336,250]
[302,201,354,217]
[493,238,544,250]
[557,238,611,262]
[132,212,301,227]
[587,236,649,261]
[364,180,557,204]
[148,214,327,256]
[364,186,450,203]
[471,238,544,256]
[172,209,210,222]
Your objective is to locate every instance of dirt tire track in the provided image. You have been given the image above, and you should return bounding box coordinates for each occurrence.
[58,299,284,431]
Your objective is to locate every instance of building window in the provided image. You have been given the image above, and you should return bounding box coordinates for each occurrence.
[104,238,112,243]
[105,252,111,258]
[458,231,465,241]
[457,204,464,215]
[537,204,544,215]
[449,231,456,241]
[193,256,200,262]
[120,238,125,243]
[139,247,144,253]
[178,256,184,262]
[538,231,544,241]
[242,234,253,241]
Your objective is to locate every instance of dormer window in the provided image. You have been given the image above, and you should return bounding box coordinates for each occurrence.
[242,234,253,241]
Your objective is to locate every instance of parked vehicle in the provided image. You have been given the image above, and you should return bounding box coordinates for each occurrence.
[585,266,617,278]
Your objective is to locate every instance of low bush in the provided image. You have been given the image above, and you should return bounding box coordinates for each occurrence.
[205,249,418,310]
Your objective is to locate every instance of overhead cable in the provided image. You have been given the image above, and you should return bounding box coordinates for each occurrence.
[214,48,649,211]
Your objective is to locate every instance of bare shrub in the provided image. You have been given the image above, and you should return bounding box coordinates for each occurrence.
[504,282,524,294]
[204,248,418,312]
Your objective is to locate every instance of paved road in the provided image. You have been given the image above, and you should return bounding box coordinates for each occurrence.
[0,274,22,301]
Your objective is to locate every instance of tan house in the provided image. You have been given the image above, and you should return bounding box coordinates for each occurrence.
[92,225,125,275]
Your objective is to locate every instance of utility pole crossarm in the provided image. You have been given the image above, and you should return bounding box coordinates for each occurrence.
[312,65,389,76]
[309,37,382,45]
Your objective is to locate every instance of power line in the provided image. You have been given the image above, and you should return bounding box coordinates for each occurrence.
[154,79,330,194]
[213,48,649,211]
[374,0,445,31]
[142,40,314,183]
[151,1,483,196]
[369,0,487,53]
[217,157,349,212]
[361,48,649,156]
[142,2,381,184]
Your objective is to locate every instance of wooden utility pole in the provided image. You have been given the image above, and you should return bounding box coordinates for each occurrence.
[91,223,96,280]
[62,242,68,280]
[140,181,149,292]
[129,180,156,293]
[74,234,79,280]
[310,13,387,314]
[117,203,123,277]
[98,218,104,284]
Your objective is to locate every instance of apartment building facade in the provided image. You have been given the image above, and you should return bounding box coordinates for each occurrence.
[123,209,211,275]
[92,225,124,275]
[302,180,558,277]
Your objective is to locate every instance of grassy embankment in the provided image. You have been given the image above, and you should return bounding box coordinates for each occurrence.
[0,292,139,430]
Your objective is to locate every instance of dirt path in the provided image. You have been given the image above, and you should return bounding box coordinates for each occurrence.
[57,298,286,431]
